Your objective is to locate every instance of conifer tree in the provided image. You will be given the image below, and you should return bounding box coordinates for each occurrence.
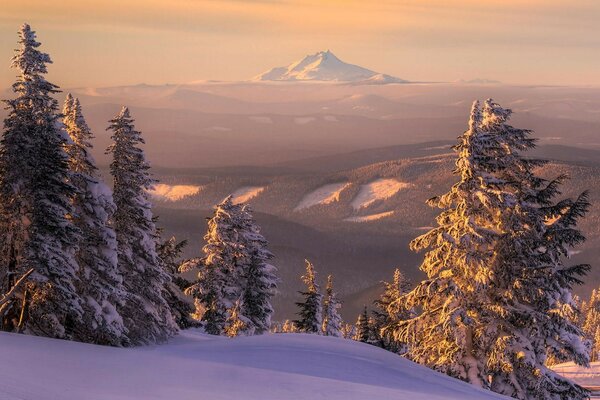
[63,95,127,345]
[239,205,278,335]
[353,306,370,343]
[394,99,590,399]
[373,269,412,353]
[184,197,242,335]
[107,107,177,344]
[0,24,83,338]
[322,275,343,337]
[294,260,323,334]
[157,236,196,329]
[225,299,249,337]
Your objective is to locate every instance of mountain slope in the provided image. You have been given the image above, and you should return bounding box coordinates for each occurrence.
[253,50,407,83]
[0,331,507,400]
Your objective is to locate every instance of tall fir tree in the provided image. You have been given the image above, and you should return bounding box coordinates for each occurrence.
[62,95,127,346]
[394,99,590,400]
[322,275,343,337]
[107,106,177,344]
[479,99,589,400]
[294,260,323,334]
[239,205,278,335]
[0,24,83,338]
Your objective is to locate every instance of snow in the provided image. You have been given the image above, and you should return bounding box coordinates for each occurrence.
[230,186,265,204]
[0,330,507,400]
[294,116,316,125]
[249,116,273,124]
[295,182,350,211]
[345,211,395,222]
[323,115,339,122]
[351,179,411,209]
[552,362,600,388]
[149,184,202,201]
[253,50,407,83]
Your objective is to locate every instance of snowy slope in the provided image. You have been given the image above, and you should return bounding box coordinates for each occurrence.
[253,50,407,83]
[0,330,507,400]
[552,362,600,388]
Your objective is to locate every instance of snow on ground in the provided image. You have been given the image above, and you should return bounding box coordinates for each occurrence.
[351,178,411,209]
[0,331,507,400]
[230,186,265,204]
[323,115,339,122]
[552,362,600,388]
[345,211,394,222]
[294,116,316,125]
[249,116,273,124]
[295,182,350,211]
[149,184,202,201]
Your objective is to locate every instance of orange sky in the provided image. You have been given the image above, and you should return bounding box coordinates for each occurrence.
[1,0,599,87]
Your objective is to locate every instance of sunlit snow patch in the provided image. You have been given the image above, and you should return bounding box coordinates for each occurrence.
[249,116,273,124]
[295,182,350,211]
[231,186,265,204]
[150,184,202,201]
[351,179,410,210]
[294,117,316,125]
[345,211,394,222]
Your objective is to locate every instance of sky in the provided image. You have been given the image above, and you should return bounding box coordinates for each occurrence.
[1,0,600,88]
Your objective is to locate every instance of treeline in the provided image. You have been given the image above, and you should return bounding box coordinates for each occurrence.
[0,25,278,345]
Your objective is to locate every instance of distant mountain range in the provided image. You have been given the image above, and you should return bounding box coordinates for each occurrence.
[252,50,408,84]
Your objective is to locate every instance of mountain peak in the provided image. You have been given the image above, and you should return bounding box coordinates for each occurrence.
[252,51,407,84]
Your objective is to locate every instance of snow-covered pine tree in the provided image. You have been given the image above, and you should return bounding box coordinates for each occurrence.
[392,101,493,387]
[282,319,297,333]
[322,275,343,337]
[294,260,323,334]
[0,24,83,338]
[341,323,355,339]
[184,197,243,335]
[478,99,590,400]
[353,306,370,343]
[224,299,250,337]
[107,106,177,344]
[62,95,127,346]
[157,235,196,329]
[238,205,278,335]
[373,268,412,354]
[583,289,600,362]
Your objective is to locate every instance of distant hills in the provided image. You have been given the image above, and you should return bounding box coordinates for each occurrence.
[252,50,408,83]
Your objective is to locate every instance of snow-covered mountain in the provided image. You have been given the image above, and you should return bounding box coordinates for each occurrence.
[253,50,407,83]
[0,330,507,400]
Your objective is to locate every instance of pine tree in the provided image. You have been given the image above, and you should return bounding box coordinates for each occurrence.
[107,106,177,344]
[479,100,590,400]
[393,101,493,387]
[225,299,249,337]
[394,99,590,399]
[157,235,196,329]
[62,94,127,346]
[238,205,278,335]
[185,197,242,335]
[322,275,343,337]
[353,306,370,343]
[294,260,323,334]
[0,24,83,338]
[373,269,412,354]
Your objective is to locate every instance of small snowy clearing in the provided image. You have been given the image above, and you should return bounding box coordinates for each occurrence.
[149,184,202,201]
[295,182,350,211]
[249,116,273,124]
[230,186,265,204]
[323,115,339,122]
[294,117,316,125]
[0,331,507,400]
[350,179,411,209]
[345,211,394,222]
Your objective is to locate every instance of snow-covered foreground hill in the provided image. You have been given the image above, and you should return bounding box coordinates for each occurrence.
[0,330,507,400]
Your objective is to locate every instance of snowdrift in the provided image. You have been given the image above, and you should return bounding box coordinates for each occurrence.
[0,330,507,400]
